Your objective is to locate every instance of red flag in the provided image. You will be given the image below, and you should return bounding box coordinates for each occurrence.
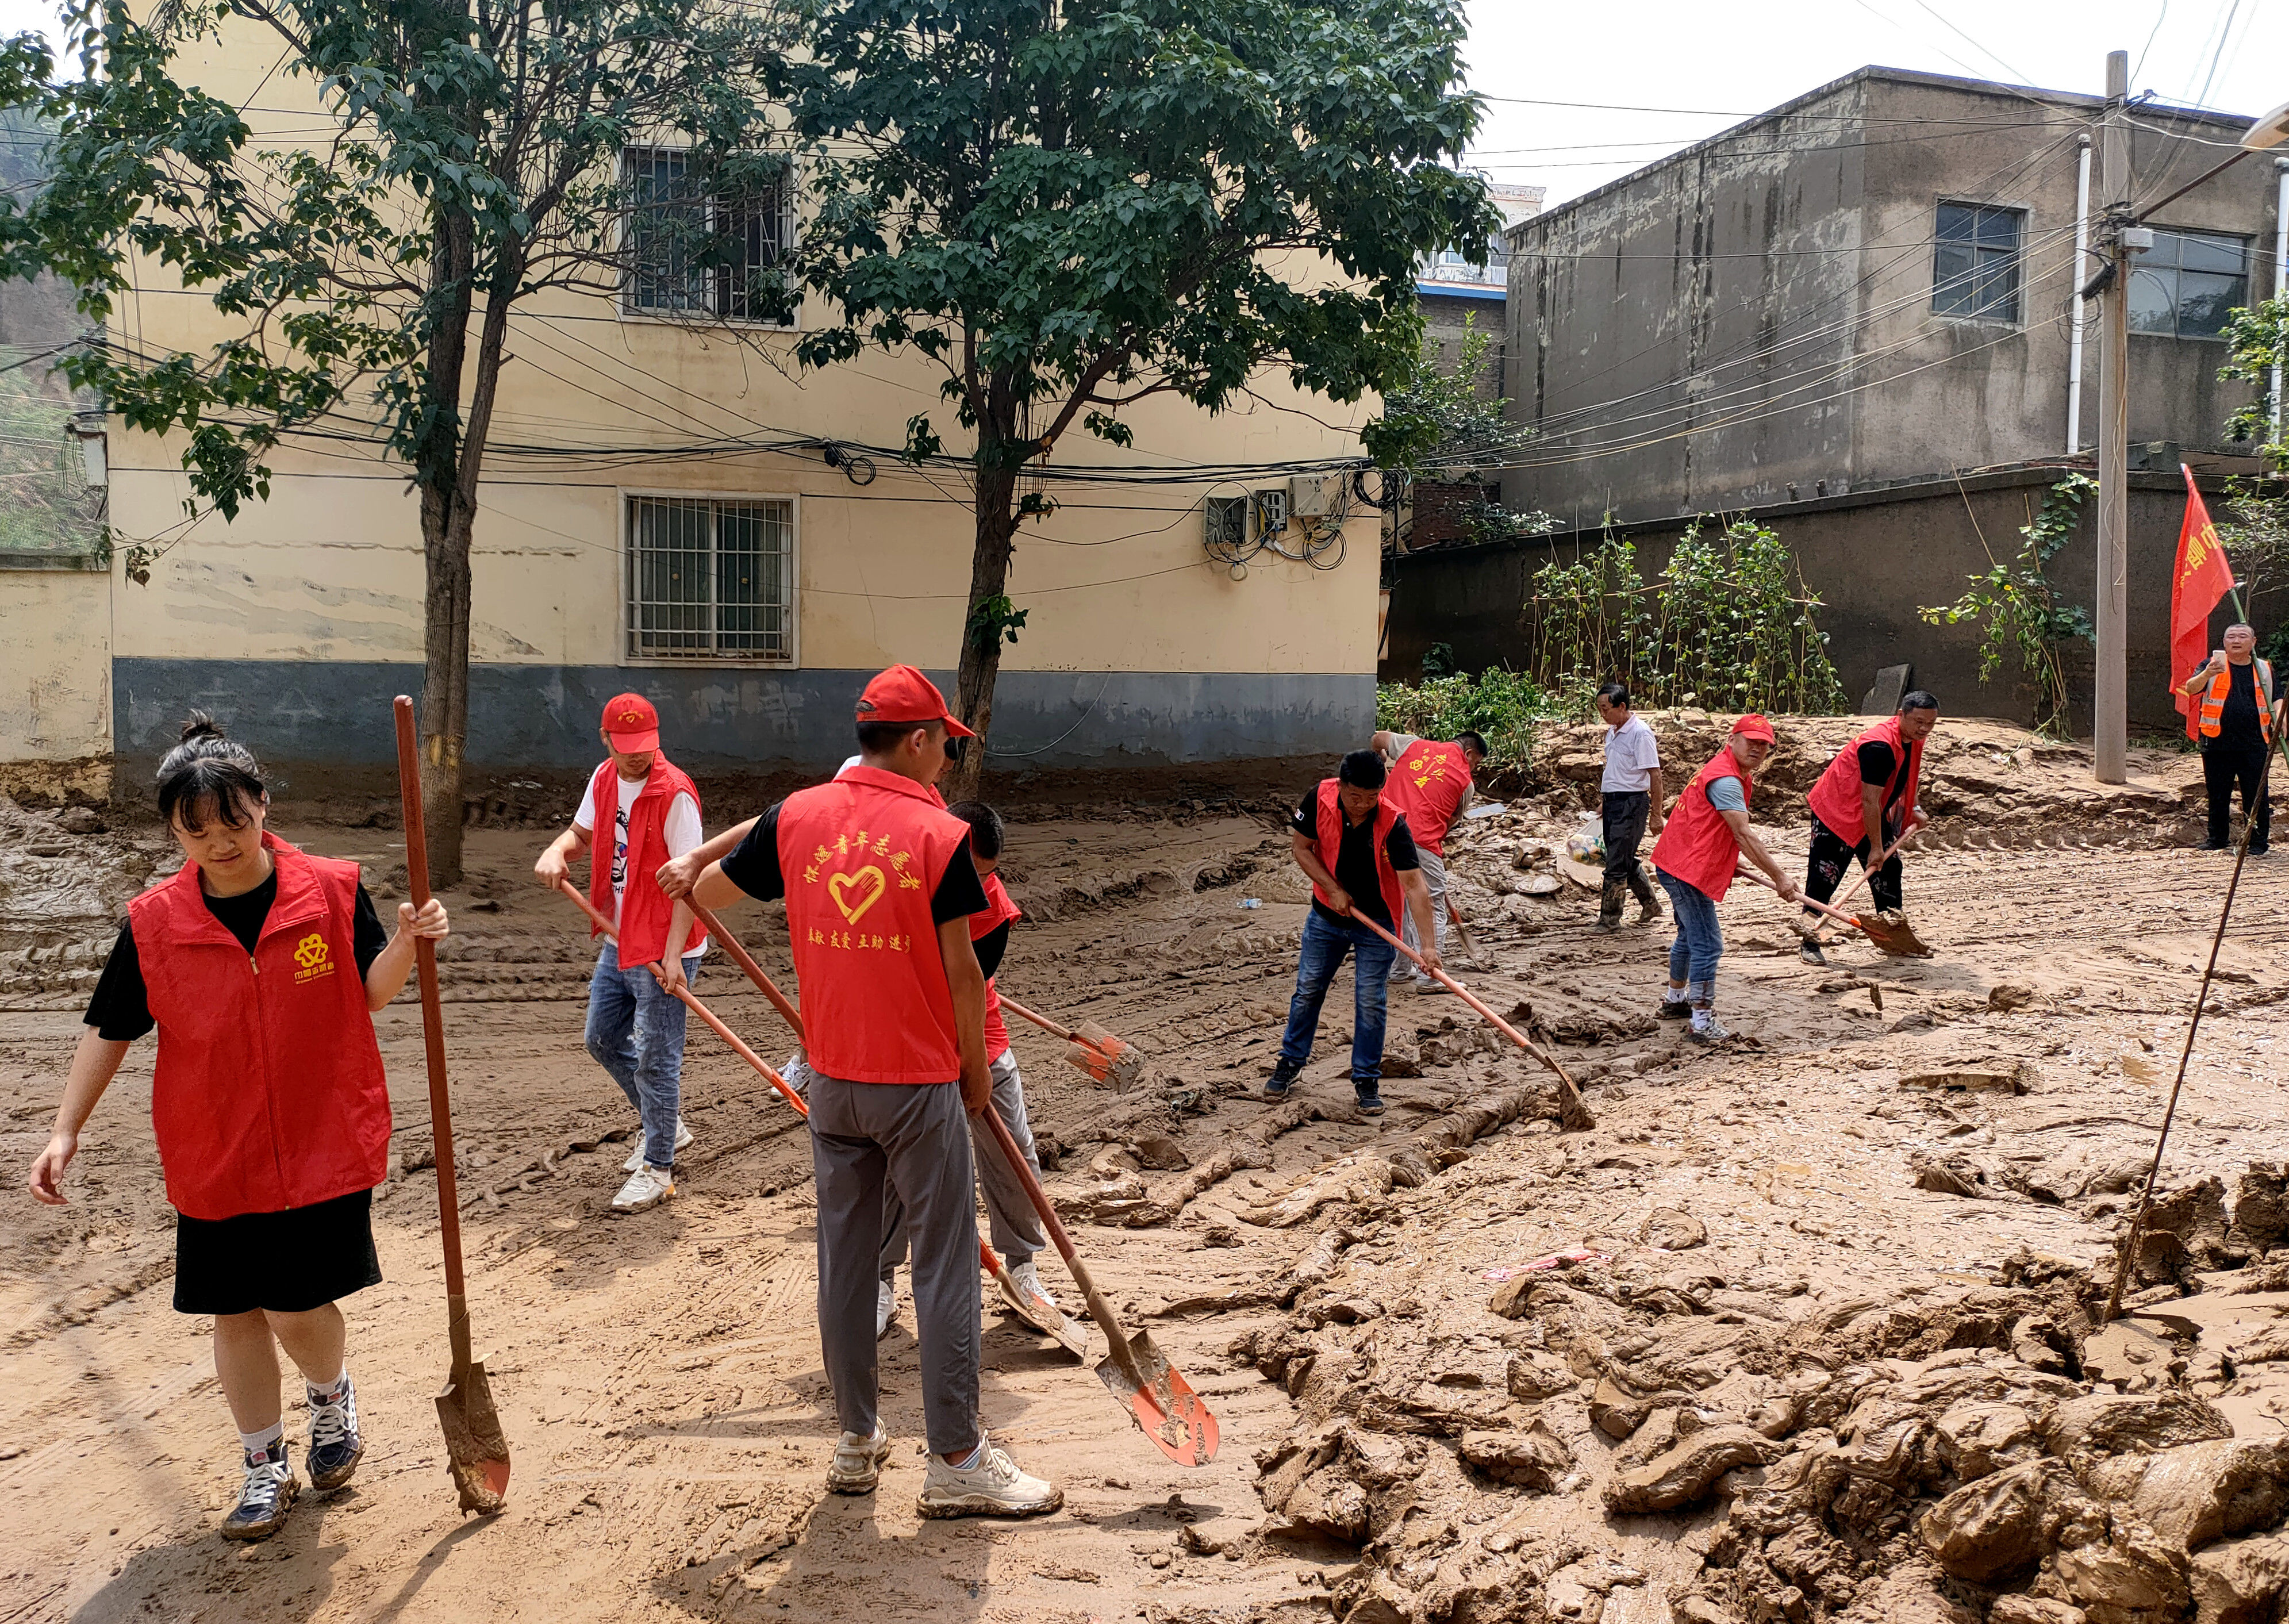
[2171,465,2236,739]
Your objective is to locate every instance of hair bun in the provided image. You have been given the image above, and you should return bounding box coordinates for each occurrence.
[178,709,228,744]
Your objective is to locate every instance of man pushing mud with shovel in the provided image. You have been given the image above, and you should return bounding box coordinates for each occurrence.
[1797,692,1937,968]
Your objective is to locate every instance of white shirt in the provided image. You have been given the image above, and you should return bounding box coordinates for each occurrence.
[1601,715,1661,794]
[573,774,703,930]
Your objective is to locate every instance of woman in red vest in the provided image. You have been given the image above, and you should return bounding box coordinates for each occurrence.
[533,693,706,1214]
[1798,693,1937,966]
[25,715,447,1541]
[1649,716,1799,1043]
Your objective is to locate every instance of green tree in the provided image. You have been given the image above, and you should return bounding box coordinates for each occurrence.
[0,0,788,878]
[1364,312,1533,478]
[2216,295,2289,613]
[776,0,1493,797]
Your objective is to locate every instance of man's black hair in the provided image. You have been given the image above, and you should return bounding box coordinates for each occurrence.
[1455,730,1488,757]
[1899,690,1939,713]
[855,717,942,753]
[158,711,265,833]
[1596,681,1630,708]
[945,799,1004,859]
[1339,748,1387,790]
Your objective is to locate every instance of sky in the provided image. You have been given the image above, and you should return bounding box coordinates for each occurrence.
[0,0,2278,212]
[1462,0,2289,207]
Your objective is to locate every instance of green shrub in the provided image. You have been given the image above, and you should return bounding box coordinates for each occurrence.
[1377,668,1565,774]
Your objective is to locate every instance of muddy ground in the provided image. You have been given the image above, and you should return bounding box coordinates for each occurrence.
[3,715,2287,1624]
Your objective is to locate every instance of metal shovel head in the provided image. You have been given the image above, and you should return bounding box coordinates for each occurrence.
[1094,1329,1219,1467]
[436,1358,511,1513]
[1857,908,1934,958]
[996,1270,1090,1360]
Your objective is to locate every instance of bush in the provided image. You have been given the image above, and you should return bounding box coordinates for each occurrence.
[1377,668,1565,774]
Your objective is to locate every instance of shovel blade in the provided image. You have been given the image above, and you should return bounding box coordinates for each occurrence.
[996,1270,1090,1360]
[1062,1041,1113,1082]
[1093,1330,1219,1466]
[1857,910,1935,958]
[436,1359,511,1513]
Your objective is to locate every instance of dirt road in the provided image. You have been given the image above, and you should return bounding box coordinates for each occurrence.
[3,717,2286,1624]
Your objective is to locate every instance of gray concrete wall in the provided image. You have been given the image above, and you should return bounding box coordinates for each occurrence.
[109,660,1373,805]
[1382,469,2273,736]
[1504,69,2280,528]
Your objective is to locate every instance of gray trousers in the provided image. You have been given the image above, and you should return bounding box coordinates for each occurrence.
[883,1049,1047,1272]
[807,1068,980,1457]
[1396,848,1447,981]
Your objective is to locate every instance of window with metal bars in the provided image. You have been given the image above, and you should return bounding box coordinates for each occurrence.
[625,495,795,662]
[623,146,796,324]
[1931,202,2024,323]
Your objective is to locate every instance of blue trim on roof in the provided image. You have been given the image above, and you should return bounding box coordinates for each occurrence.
[1416,282,1505,301]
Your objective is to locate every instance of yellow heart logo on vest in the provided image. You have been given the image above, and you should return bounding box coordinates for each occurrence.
[293,932,329,970]
[828,865,888,924]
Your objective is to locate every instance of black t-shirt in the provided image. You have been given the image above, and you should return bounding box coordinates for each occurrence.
[1856,739,1912,823]
[1291,790,1419,928]
[2217,662,2264,744]
[83,871,390,1042]
[974,919,1010,981]
[720,803,991,926]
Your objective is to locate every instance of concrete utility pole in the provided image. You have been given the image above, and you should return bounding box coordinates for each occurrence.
[2094,49,2130,785]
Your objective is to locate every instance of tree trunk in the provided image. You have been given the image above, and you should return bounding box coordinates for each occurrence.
[411,213,478,883]
[947,458,1021,803]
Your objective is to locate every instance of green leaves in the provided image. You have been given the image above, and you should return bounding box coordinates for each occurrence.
[1916,475,2092,731]
[966,592,1030,647]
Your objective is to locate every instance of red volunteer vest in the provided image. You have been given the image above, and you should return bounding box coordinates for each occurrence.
[1806,714,1923,847]
[586,755,705,967]
[1652,747,1757,901]
[1384,739,1474,857]
[973,870,1023,1059]
[128,835,393,1220]
[1312,778,1407,930]
[779,766,973,1084]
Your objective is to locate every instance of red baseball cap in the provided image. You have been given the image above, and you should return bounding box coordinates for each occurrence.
[601,692,661,753]
[1731,713,1776,743]
[855,665,975,737]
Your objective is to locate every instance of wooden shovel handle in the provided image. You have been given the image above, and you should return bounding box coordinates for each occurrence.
[998,995,1077,1044]
[1827,824,1921,913]
[1344,907,1591,1119]
[393,698,472,1362]
[975,1100,1150,1393]
[688,901,806,1045]
[1733,864,1858,927]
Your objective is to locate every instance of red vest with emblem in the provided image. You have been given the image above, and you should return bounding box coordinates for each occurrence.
[1806,714,1924,847]
[1384,739,1474,857]
[2198,659,2276,743]
[973,870,1023,1059]
[1652,747,1757,901]
[128,835,393,1220]
[1312,778,1407,930]
[778,767,973,1084]
[585,755,706,967]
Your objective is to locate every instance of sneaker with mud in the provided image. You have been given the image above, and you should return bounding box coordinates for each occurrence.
[917,1441,1062,1519]
[1686,1017,1731,1045]
[1798,939,1827,968]
[623,1119,693,1172]
[825,1425,891,1495]
[1262,1056,1303,1098]
[222,1442,298,1541]
[1657,998,1692,1021]
[306,1375,363,1492]
[1007,1258,1059,1311]
[609,1164,674,1214]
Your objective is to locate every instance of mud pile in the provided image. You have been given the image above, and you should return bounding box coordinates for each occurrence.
[0,797,172,1004]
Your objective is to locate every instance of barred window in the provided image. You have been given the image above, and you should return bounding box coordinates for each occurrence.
[1932,202,2023,323]
[625,495,795,662]
[2129,229,2249,341]
[624,146,796,324]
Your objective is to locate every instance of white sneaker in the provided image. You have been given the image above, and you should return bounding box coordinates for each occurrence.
[876,1279,896,1338]
[610,1165,674,1214]
[222,1444,299,1540]
[1008,1258,1059,1311]
[623,1120,694,1172]
[825,1425,891,1495]
[917,1440,1063,1519]
[784,1051,813,1097]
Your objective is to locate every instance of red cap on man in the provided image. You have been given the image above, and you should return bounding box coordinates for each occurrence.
[1731,714,1776,743]
[601,692,661,753]
[855,665,975,736]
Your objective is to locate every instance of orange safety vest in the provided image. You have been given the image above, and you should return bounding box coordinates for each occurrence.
[2198,659,2275,743]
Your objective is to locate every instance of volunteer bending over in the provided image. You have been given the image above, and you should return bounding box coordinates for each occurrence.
[27,715,447,1541]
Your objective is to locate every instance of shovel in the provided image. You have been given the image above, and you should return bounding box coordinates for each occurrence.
[391,697,510,1514]
[1347,908,1596,1132]
[1734,865,1934,957]
[549,880,1089,1359]
[1816,824,1925,941]
[1000,996,1144,1088]
[685,900,808,1046]
[1445,898,1492,970]
[977,1104,1218,1464]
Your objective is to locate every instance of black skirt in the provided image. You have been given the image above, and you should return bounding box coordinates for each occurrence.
[173,1188,382,1315]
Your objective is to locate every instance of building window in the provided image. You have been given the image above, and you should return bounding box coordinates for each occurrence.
[624,146,796,324]
[2129,229,2249,341]
[1932,202,2024,321]
[625,495,794,662]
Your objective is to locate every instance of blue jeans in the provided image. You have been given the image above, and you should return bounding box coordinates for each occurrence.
[1658,872,1722,996]
[1279,908,1397,1088]
[584,943,702,1170]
